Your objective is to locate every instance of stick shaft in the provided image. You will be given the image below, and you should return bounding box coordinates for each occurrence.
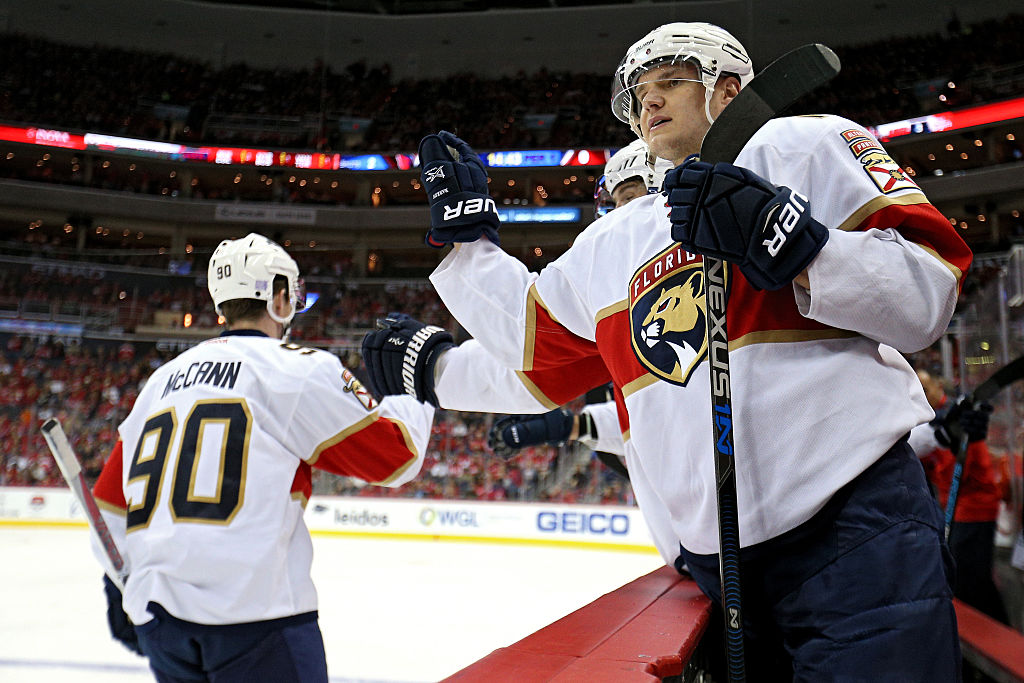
[703,257,745,681]
[696,44,840,683]
[41,418,128,590]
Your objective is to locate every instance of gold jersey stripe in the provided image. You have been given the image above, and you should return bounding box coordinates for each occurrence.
[308,412,377,466]
[595,299,628,324]
[838,192,962,281]
[513,371,561,410]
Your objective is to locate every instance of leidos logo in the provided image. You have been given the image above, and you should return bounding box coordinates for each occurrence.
[628,244,709,387]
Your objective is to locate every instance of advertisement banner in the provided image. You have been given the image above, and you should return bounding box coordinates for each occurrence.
[0,489,657,552]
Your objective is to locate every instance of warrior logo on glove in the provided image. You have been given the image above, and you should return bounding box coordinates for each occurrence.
[361,313,454,407]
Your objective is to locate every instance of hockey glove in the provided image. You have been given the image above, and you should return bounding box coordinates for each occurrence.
[664,157,829,291]
[487,408,575,459]
[418,130,500,248]
[360,313,454,407]
[103,575,143,655]
[933,398,992,448]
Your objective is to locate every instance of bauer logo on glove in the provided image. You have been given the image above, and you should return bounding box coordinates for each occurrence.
[418,130,501,248]
[664,157,829,291]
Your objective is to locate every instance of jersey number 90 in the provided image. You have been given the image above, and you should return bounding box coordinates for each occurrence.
[126,399,252,531]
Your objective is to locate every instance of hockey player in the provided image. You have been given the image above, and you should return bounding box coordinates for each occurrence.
[366,21,973,679]
[594,137,674,217]
[91,233,434,682]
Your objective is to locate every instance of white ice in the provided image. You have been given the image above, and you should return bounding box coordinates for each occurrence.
[0,526,664,682]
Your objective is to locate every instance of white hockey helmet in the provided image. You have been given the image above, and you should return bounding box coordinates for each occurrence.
[611,22,754,136]
[207,232,304,328]
[594,139,675,217]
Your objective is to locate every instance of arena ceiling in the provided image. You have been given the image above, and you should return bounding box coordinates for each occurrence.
[3,0,1020,78]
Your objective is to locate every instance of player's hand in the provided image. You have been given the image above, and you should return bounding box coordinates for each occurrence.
[103,575,143,655]
[487,409,575,459]
[360,313,454,407]
[664,157,829,291]
[418,130,500,248]
[933,398,992,447]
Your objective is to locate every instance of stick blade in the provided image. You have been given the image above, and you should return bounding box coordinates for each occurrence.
[970,355,1024,404]
[701,43,841,164]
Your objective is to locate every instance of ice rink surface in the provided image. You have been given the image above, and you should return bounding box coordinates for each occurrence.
[0,525,664,682]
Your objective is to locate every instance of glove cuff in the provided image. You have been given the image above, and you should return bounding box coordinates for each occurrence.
[420,341,454,407]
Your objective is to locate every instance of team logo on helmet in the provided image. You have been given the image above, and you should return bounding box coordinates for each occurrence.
[628,244,712,387]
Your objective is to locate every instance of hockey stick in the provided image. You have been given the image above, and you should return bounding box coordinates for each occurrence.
[944,355,1024,540]
[698,43,841,683]
[40,418,128,591]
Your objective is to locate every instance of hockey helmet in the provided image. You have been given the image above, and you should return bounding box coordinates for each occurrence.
[611,22,754,136]
[207,233,304,327]
[594,139,674,217]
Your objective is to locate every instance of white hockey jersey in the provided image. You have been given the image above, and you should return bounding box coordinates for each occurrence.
[93,333,433,626]
[431,115,972,555]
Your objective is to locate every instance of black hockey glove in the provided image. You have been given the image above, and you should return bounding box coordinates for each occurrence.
[664,157,829,291]
[360,313,454,407]
[418,130,500,248]
[487,408,574,459]
[103,575,143,655]
[932,398,992,448]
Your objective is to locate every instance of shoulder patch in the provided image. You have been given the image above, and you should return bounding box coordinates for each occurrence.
[839,129,919,195]
[341,369,377,411]
[862,155,919,194]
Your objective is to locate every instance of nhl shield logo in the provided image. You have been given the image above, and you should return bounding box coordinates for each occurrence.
[629,244,710,387]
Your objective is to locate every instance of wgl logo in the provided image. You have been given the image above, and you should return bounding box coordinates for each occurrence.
[425,166,445,182]
[442,197,497,222]
[419,508,479,527]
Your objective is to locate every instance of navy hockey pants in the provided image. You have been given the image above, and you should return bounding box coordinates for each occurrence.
[135,604,327,683]
[680,438,961,682]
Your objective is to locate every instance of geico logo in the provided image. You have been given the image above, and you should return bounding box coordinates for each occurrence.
[536,511,629,535]
[334,510,388,526]
[442,197,497,221]
[419,508,479,527]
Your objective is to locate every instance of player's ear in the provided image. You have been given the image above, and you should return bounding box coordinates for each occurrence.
[718,75,741,106]
[273,286,291,318]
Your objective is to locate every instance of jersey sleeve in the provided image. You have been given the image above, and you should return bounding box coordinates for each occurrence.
[740,116,972,353]
[579,400,626,456]
[907,422,939,458]
[434,340,559,413]
[289,355,433,488]
[431,240,612,406]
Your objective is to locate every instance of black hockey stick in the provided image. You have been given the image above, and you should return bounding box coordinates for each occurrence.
[698,43,840,683]
[943,354,1024,539]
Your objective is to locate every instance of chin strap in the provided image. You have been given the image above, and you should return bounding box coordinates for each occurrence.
[266,297,295,328]
[703,87,716,126]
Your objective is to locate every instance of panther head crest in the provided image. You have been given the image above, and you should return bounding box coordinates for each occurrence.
[638,269,707,382]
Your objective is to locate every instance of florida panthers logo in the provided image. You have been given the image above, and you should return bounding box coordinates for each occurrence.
[629,244,710,386]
